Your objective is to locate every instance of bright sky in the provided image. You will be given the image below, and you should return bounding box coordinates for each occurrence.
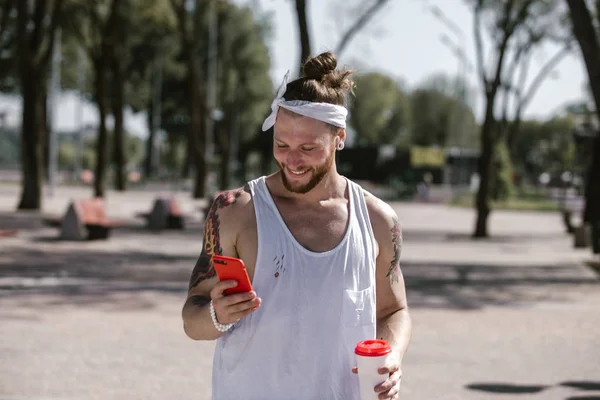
[252,0,589,122]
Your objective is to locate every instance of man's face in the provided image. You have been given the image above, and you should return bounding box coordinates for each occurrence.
[273,110,341,194]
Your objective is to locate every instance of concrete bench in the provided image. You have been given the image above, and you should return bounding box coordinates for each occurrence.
[135,197,185,231]
[0,229,18,238]
[44,198,123,240]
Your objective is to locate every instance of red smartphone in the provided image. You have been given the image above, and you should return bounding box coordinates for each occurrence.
[212,255,253,295]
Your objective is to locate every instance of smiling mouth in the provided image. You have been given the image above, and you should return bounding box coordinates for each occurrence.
[288,168,309,177]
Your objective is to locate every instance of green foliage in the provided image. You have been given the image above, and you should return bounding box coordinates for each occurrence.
[447,100,480,149]
[409,88,452,147]
[409,89,478,148]
[349,72,411,146]
[56,131,143,170]
[60,0,179,110]
[124,0,179,112]
[417,73,479,148]
[419,73,476,109]
[216,3,274,144]
[348,71,479,149]
[514,115,576,180]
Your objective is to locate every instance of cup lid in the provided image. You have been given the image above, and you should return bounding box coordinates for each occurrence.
[355,339,392,357]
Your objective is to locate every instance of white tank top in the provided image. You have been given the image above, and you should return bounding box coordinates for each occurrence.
[211,176,377,400]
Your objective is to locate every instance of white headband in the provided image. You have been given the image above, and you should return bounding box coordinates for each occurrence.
[261,70,348,132]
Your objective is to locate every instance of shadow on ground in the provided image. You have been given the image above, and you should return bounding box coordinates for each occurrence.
[466,380,600,399]
[0,247,195,285]
[1,243,598,312]
[402,260,598,309]
[0,245,194,313]
[0,211,46,230]
[467,383,549,394]
[404,229,569,244]
[561,382,600,391]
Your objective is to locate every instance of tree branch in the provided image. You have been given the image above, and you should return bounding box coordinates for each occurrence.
[15,0,27,62]
[0,0,15,50]
[566,0,600,115]
[489,0,528,95]
[85,4,105,60]
[473,0,488,88]
[502,39,532,92]
[192,0,202,53]
[520,44,571,108]
[170,0,190,52]
[295,0,311,68]
[39,0,65,68]
[31,0,48,53]
[334,0,391,56]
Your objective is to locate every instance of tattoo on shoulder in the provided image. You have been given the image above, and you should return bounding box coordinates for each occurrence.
[188,187,248,289]
[385,217,402,284]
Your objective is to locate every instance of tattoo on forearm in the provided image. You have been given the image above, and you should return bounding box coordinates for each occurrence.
[386,217,402,284]
[188,188,247,289]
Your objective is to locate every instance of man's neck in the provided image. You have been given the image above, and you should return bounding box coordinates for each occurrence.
[271,170,346,205]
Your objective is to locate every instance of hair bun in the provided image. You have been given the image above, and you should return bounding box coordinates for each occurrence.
[284,51,354,106]
[302,51,337,79]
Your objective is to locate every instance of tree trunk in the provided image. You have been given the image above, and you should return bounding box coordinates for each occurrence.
[584,136,600,222]
[144,103,155,179]
[17,69,44,210]
[473,96,496,238]
[295,0,312,70]
[111,59,126,191]
[93,57,109,198]
[15,0,65,210]
[172,1,207,197]
[217,120,232,190]
[181,141,192,179]
[189,61,206,199]
[43,91,50,182]
[506,111,523,156]
[567,0,600,116]
[567,0,600,230]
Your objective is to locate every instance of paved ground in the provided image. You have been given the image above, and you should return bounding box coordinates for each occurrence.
[1,183,599,400]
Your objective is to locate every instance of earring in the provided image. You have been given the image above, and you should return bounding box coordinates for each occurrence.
[337,141,345,150]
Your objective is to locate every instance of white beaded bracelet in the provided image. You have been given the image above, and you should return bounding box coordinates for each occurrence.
[210,300,234,332]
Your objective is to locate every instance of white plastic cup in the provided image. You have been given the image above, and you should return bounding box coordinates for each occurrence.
[355,339,392,400]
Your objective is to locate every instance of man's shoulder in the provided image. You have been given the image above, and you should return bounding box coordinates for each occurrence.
[210,184,254,219]
[359,187,399,233]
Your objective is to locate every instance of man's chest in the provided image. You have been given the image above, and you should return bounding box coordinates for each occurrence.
[234,201,350,279]
[278,207,349,252]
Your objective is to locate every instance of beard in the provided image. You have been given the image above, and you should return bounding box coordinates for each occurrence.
[279,151,336,194]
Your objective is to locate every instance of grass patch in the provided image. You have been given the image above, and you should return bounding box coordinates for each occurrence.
[450,193,561,212]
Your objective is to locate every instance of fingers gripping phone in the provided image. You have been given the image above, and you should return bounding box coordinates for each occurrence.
[213,255,253,295]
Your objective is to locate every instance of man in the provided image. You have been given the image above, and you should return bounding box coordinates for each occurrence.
[182,51,411,400]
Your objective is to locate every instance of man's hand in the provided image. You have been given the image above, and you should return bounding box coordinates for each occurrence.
[373,360,402,400]
[352,356,402,400]
[210,280,261,325]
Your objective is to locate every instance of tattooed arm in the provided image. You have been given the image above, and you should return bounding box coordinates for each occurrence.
[182,188,250,340]
[367,195,412,365]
